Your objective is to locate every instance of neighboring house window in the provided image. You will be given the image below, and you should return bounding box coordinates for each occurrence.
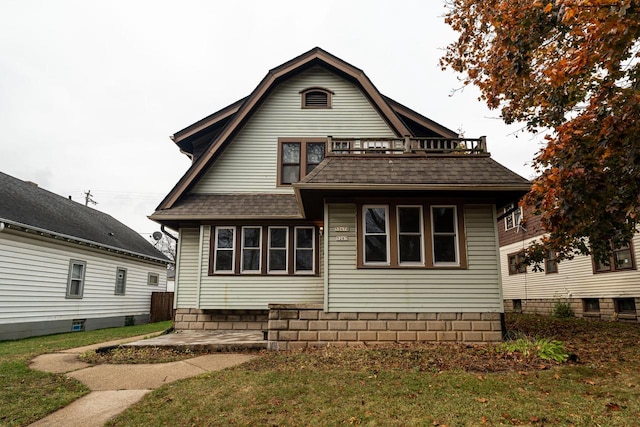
[211,226,317,275]
[268,227,288,273]
[513,299,522,312]
[278,138,326,185]
[241,227,262,273]
[358,202,465,268]
[545,250,558,274]
[214,227,235,273]
[295,226,315,273]
[594,242,635,273]
[431,206,459,266]
[397,206,424,265]
[503,203,522,230]
[66,260,86,298]
[508,251,527,275]
[148,273,159,286]
[583,298,600,314]
[300,87,333,109]
[363,205,390,265]
[614,298,636,315]
[115,267,127,295]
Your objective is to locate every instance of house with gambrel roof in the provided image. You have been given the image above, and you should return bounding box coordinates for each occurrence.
[151,48,530,349]
[0,171,170,340]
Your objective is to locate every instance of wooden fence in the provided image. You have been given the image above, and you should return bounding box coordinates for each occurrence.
[150,292,175,323]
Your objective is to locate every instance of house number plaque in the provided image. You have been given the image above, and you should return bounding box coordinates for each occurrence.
[334,226,349,241]
[336,236,349,241]
[334,226,349,232]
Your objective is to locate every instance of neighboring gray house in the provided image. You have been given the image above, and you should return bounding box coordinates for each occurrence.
[0,171,170,340]
[150,48,530,349]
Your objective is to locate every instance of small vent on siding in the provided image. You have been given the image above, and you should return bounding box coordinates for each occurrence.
[300,87,333,109]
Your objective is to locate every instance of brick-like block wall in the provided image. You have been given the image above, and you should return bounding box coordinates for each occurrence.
[504,298,640,323]
[174,308,269,331]
[267,304,503,350]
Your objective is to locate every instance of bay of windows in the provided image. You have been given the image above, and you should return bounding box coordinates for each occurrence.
[360,203,463,268]
[212,225,316,275]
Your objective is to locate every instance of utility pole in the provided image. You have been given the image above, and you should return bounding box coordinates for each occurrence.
[84,190,98,207]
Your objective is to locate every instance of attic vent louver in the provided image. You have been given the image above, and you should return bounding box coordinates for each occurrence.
[300,87,333,109]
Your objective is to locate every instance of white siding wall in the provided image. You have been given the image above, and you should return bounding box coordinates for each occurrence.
[176,226,324,310]
[325,204,503,312]
[501,233,640,300]
[0,231,167,324]
[192,67,395,194]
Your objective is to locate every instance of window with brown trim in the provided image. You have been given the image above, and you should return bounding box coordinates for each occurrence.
[300,87,333,109]
[357,202,465,269]
[583,298,600,313]
[278,138,326,185]
[593,242,635,273]
[614,298,636,315]
[211,225,318,275]
[545,249,558,274]
[508,251,526,275]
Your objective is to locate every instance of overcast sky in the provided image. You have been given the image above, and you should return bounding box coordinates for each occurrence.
[0,0,541,237]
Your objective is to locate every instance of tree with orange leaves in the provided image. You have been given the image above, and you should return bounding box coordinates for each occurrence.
[441,0,640,266]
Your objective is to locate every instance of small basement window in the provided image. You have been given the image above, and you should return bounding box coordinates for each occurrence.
[513,299,522,312]
[582,298,600,314]
[71,319,86,332]
[300,87,333,109]
[614,298,637,315]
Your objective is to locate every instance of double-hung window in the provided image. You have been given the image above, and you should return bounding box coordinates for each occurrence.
[503,203,522,230]
[508,251,527,275]
[241,227,262,273]
[268,227,288,273]
[431,206,459,266]
[363,205,390,265]
[214,227,235,273]
[295,227,315,273]
[278,138,326,185]
[594,242,635,272]
[115,267,127,295]
[397,206,423,265]
[66,260,86,298]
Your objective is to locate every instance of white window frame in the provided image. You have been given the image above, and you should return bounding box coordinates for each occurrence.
[241,226,262,274]
[66,260,86,298]
[362,205,390,265]
[114,267,127,295]
[294,226,315,274]
[147,272,160,286]
[431,205,460,267]
[504,203,523,230]
[214,226,236,273]
[396,205,424,266]
[268,226,289,274]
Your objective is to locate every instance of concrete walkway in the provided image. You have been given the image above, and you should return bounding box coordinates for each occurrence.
[28,333,257,427]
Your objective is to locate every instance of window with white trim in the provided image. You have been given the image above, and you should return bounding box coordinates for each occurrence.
[504,203,522,230]
[268,227,288,273]
[363,205,390,265]
[214,227,235,273]
[431,206,459,266]
[148,272,159,286]
[115,267,127,295]
[241,227,262,273]
[295,226,315,273]
[66,260,86,298]
[397,206,424,265]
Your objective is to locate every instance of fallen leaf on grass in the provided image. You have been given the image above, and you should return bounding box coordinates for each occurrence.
[585,379,596,385]
[605,402,621,411]
[475,397,488,403]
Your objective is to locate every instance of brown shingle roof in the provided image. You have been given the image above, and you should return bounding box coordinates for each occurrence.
[149,193,302,220]
[297,155,530,189]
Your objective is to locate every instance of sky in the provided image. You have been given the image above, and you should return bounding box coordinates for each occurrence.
[0,0,542,237]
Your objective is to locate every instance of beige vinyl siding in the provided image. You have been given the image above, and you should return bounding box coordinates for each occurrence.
[192,67,395,194]
[175,227,200,308]
[501,233,640,300]
[198,226,324,309]
[0,231,167,324]
[326,204,503,312]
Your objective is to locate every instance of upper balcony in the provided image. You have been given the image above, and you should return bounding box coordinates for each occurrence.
[327,136,487,155]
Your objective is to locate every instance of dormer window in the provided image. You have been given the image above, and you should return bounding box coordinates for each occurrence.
[300,87,333,109]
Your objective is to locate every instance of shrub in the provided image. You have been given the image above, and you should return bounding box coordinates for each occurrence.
[552,301,574,318]
[500,336,569,363]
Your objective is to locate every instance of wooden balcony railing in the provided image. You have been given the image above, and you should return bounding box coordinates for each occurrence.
[327,136,487,155]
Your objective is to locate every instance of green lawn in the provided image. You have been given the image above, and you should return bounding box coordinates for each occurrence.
[0,321,171,426]
[107,315,640,426]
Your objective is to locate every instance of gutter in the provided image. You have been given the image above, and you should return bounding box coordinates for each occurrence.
[0,217,169,265]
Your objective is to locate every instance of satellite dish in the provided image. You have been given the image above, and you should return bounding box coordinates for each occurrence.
[152,231,163,241]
